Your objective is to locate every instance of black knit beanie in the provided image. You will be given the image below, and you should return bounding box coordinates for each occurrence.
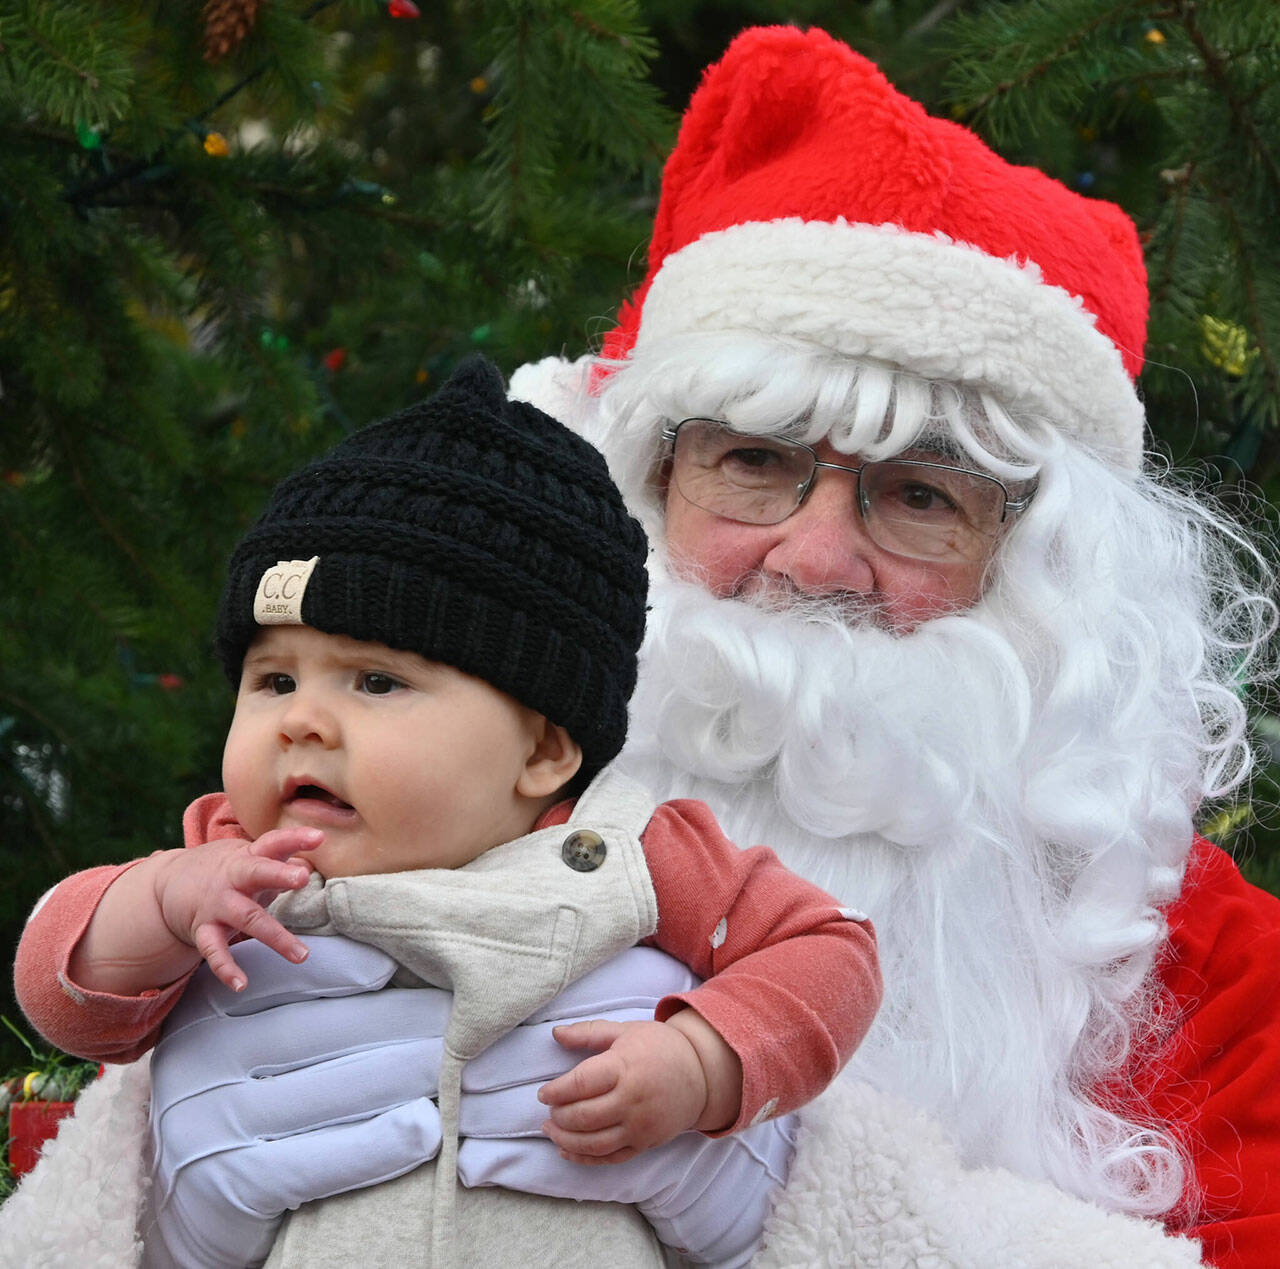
[216,356,649,778]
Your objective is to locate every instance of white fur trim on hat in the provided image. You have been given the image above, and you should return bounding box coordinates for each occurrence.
[633,219,1145,469]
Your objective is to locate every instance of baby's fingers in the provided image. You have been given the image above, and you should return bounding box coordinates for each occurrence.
[196,894,310,987]
[229,851,314,905]
[552,1019,624,1053]
[194,921,248,992]
[539,1051,620,1108]
[544,1119,638,1165]
[230,895,312,965]
[248,826,323,863]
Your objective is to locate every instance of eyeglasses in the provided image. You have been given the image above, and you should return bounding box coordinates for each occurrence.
[661,418,1035,565]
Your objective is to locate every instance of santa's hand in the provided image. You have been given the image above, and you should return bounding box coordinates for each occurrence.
[457,947,793,1265]
[142,936,446,1268]
[458,1115,795,1267]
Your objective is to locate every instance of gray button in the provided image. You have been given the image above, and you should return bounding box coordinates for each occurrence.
[561,829,607,871]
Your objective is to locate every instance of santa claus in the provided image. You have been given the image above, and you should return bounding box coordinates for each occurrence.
[498,27,1280,1262]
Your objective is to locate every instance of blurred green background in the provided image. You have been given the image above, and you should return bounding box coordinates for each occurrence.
[2,0,1278,1075]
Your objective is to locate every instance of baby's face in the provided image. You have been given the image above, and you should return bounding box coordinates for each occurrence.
[222,626,558,878]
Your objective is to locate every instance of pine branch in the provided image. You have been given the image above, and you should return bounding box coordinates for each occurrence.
[507,9,533,226]
[0,2,135,127]
[959,0,1150,122]
[22,19,103,93]
[193,61,269,125]
[0,756,67,869]
[81,176,444,230]
[1170,0,1280,200]
[64,0,341,210]
[60,433,202,634]
[906,1,965,40]
[566,7,625,43]
[1149,169,1191,310]
[1216,190,1280,425]
[254,180,445,227]
[0,689,81,760]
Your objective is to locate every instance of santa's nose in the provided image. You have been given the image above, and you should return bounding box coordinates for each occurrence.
[759,469,876,596]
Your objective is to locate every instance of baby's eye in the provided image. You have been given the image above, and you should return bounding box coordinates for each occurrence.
[255,672,296,694]
[358,671,404,696]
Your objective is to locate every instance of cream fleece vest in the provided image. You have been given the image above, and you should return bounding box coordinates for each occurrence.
[263,767,665,1269]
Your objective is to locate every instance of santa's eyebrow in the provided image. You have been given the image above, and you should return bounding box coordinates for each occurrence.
[896,426,968,464]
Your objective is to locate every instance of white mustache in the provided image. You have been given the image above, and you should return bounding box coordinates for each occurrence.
[631,578,1030,846]
[729,571,890,630]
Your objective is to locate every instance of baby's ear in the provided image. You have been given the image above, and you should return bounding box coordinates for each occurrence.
[516,717,583,799]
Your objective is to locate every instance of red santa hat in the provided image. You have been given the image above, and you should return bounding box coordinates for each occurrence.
[602,26,1149,468]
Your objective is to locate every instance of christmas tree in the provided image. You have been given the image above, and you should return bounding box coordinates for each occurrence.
[2,0,1278,1083]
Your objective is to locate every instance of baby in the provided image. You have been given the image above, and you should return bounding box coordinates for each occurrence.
[23,357,882,1267]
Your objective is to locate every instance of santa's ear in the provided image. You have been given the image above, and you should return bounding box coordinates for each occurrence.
[516,717,583,799]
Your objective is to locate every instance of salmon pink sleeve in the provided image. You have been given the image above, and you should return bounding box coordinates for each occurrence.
[13,793,247,1062]
[181,791,246,849]
[541,797,881,1131]
[639,799,881,1133]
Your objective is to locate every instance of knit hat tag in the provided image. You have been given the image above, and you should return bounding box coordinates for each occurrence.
[253,556,319,625]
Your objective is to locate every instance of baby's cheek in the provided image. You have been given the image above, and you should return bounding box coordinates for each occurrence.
[221,755,271,839]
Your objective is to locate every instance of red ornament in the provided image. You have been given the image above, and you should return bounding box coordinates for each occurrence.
[323,347,348,373]
[388,0,419,18]
[8,1101,76,1178]
[158,673,185,691]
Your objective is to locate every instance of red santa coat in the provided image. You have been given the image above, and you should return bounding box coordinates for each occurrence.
[1145,837,1280,1266]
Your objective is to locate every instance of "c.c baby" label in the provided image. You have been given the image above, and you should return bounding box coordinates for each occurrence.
[253,556,320,625]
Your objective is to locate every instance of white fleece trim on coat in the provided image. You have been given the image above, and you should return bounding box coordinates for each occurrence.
[0,1061,149,1267]
[633,219,1146,469]
[756,1077,1204,1269]
[0,1061,1205,1268]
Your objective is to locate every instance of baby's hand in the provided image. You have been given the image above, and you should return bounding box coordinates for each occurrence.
[151,828,321,992]
[537,1012,741,1164]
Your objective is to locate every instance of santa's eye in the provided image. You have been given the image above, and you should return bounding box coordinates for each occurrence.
[897,481,957,514]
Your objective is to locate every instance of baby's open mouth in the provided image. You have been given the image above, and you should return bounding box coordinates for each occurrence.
[288,783,354,812]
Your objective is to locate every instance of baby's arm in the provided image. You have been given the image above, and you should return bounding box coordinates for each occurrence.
[537,1008,741,1164]
[15,795,311,1060]
[71,825,320,996]
[536,798,882,1160]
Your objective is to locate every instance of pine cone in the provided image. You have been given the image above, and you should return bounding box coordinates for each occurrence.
[202,0,264,64]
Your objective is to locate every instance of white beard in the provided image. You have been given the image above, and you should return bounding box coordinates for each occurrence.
[615,576,1186,1212]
